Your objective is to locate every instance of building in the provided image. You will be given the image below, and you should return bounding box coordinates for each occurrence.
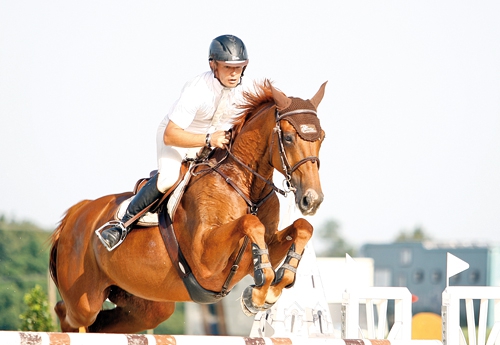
[360,242,500,324]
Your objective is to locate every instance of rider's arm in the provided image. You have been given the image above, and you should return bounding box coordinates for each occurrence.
[163,121,205,148]
[164,121,229,149]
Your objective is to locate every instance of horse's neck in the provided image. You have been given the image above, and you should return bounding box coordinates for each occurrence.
[231,109,275,199]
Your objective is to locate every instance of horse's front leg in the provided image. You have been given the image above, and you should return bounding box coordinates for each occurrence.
[254,218,313,311]
[193,214,275,306]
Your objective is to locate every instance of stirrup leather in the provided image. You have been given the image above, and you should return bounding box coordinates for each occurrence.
[95,221,129,251]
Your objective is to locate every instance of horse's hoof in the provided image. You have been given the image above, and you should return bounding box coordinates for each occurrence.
[241,295,256,316]
[240,285,275,316]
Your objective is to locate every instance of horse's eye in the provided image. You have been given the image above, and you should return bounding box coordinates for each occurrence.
[283,133,294,144]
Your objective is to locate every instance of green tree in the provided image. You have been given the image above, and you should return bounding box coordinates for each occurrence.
[314,219,355,257]
[19,284,55,331]
[395,226,431,242]
[0,216,51,330]
[0,214,188,333]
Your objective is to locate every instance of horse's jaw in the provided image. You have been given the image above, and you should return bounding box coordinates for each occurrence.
[295,187,324,216]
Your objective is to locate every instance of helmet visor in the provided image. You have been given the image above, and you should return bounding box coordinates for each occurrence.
[214,60,249,67]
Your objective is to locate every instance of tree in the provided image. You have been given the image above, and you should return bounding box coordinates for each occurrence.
[314,219,355,257]
[0,225,50,330]
[395,226,432,242]
[19,284,55,331]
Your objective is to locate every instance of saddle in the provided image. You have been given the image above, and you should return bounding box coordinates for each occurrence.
[114,164,190,227]
[114,144,217,226]
[113,148,239,303]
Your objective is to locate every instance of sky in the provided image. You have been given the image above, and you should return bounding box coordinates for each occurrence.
[1,1,499,247]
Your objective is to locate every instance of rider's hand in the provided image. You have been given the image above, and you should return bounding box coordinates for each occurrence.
[209,130,231,149]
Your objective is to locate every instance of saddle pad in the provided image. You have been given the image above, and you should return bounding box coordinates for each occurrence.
[115,175,188,227]
[166,169,192,220]
[116,196,159,227]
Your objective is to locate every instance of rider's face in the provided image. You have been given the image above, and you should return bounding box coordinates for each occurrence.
[211,61,244,88]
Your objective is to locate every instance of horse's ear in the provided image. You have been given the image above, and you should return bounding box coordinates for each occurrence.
[270,84,292,111]
[310,81,328,109]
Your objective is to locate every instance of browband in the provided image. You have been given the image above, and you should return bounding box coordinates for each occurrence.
[277,109,317,120]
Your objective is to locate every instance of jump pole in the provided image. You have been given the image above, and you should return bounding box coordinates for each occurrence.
[0,331,443,345]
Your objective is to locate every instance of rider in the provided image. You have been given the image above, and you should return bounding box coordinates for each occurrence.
[99,34,251,250]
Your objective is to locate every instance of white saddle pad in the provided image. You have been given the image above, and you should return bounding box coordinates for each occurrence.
[116,167,192,226]
[116,196,159,227]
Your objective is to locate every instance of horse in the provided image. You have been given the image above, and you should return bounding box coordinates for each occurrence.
[49,80,327,333]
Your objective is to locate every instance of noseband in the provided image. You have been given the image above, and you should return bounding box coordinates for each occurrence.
[272,108,321,193]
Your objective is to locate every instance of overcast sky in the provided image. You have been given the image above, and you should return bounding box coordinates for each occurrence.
[1,1,499,247]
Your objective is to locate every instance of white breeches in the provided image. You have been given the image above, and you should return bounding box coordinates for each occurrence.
[156,125,206,193]
[156,126,185,193]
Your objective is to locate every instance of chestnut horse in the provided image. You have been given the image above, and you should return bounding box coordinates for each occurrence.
[49,80,326,333]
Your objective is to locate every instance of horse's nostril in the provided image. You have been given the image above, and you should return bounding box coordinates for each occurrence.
[298,189,324,215]
[301,194,311,209]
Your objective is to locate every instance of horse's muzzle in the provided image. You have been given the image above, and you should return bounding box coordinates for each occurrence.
[297,188,324,216]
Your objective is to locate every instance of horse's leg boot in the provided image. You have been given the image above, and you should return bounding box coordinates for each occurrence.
[100,174,164,250]
[251,243,272,287]
[272,243,302,288]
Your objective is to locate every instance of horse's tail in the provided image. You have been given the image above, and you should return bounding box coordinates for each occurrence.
[49,199,91,288]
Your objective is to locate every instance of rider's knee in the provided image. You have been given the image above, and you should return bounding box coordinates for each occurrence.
[157,171,178,193]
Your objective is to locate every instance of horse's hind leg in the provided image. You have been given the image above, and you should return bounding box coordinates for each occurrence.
[54,285,108,332]
[55,301,80,332]
[88,286,175,333]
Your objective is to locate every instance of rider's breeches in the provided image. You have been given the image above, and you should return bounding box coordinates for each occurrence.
[156,126,186,193]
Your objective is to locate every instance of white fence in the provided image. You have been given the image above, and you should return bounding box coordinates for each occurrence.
[342,287,412,340]
[442,286,500,345]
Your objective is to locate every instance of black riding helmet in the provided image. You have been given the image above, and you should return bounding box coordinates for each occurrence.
[209,35,249,67]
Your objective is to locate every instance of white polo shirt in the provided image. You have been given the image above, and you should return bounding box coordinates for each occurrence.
[159,71,250,135]
[155,71,252,191]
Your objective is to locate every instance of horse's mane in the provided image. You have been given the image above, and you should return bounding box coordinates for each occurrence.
[232,79,275,136]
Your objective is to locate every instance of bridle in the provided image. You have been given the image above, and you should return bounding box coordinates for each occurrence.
[197,105,322,215]
[272,108,321,193]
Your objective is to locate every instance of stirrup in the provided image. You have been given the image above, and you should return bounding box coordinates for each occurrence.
[95,221,128,251]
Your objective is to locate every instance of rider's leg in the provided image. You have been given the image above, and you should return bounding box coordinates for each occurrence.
[99,174,164,249]
[98,141,184,250]
[156,143,185,193]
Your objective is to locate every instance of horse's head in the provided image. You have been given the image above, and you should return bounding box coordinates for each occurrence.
[270,82,327,216]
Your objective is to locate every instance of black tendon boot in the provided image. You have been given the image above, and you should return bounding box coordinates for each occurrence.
[99,174,163,250]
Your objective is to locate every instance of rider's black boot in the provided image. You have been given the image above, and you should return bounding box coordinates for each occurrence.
[99,174,163,250]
